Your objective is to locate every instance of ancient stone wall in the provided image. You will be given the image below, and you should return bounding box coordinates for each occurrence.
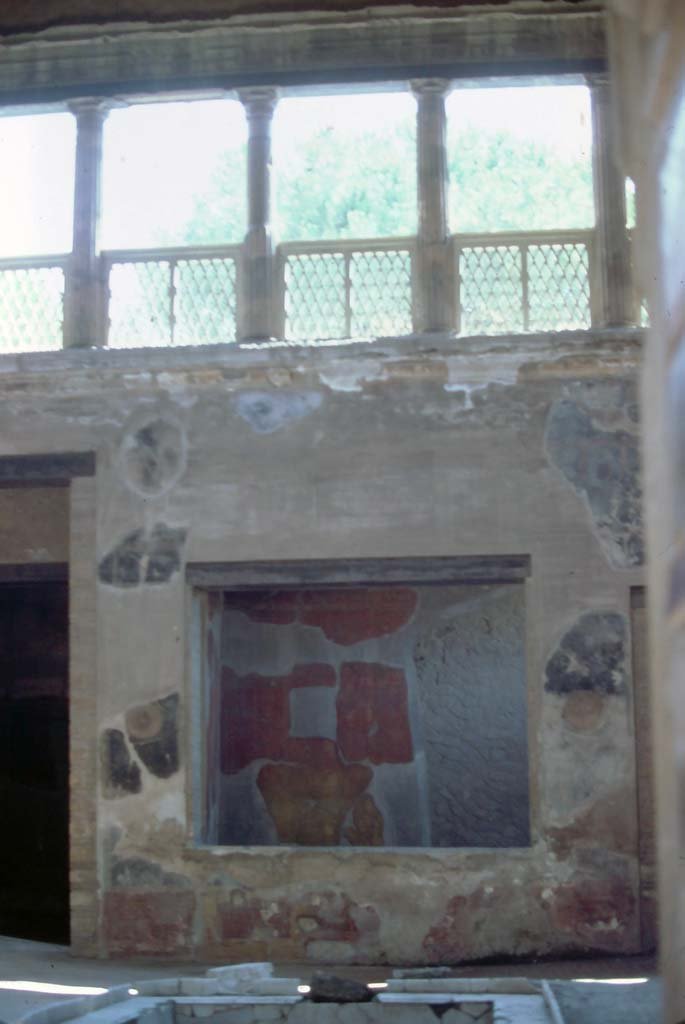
[0,332,645,962]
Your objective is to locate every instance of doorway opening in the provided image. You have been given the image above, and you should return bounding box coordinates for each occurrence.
[0,578,70,943]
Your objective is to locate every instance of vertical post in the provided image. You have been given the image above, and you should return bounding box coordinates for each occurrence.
[587,72,634,328]
[412,79,454,334]
[521,244,530,332]
[63,100,109,348]
[238,87,277,341]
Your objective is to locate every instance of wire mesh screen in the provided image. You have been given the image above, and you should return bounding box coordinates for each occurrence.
[284,252,346,341]
[108,261,172,348]
[284,247,413,342]
[459,245,523,336]
[175,259,237,345]
[350,249,412,337]
[0,267,64,353]
[527,242,590,331]
[107,256,237,348]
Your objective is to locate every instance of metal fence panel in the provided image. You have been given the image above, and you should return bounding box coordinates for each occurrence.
[0,266,65,353]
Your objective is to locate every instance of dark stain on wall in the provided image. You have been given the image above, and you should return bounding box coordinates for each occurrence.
[100,729,142,798]
[125,694,180,779]
[545,399,643,567]
[121,417,186,496]
[545,612,627,696]
[98,524,187,587]
[110,856,190,888]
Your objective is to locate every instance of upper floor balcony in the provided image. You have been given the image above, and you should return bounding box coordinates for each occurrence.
[0,76,644,356]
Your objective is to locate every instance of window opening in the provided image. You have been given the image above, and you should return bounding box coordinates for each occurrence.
[0,112,75,353]
[198,578,530,849]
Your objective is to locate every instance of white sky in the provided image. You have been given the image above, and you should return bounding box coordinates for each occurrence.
[0,85,591,257]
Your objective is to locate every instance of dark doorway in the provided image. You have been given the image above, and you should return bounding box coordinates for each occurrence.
[0,579,69,943]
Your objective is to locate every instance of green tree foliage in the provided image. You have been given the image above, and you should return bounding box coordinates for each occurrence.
[447,124,594,233]
[181,119,594,244]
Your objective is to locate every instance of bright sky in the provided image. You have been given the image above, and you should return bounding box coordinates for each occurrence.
[0,84,591,258]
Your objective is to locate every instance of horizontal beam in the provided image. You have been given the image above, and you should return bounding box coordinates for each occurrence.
[0,562,69,582]
[0,10,605,105]
[186,554,532,589]
[0,451,96,486]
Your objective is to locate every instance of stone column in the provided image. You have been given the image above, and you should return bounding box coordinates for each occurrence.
[63,100,109,348]
[239,87,278,341]
[587,72,634,327]
[412,79,454,334]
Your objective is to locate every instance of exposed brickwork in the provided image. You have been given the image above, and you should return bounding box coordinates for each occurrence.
[68,478,100,955]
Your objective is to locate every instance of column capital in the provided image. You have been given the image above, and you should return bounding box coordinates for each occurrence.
[410,78,451,99]
[66,97,115,119]
[238,86,278,120]
[584,70,611,91]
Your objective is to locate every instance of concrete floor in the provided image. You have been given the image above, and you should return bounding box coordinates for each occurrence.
[0,936,661,1024]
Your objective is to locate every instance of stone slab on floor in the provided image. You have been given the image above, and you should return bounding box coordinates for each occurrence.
[550,980,663,1024]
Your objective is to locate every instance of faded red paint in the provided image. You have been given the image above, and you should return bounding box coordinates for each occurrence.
[104,891,195,955]
[224,586,417,644]
[337,661,413,763]
[216,889,378,948]
[544,876,636,950]
[301,588,417,645]
[224,590,298,625]
[281,736,340,768]
[220,663,336,772]
[218,900,263,940]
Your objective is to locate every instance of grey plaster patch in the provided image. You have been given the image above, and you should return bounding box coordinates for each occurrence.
[125,693,180,779]
[413,585,530,848]
[100,728,142,798]
[218,763,278,845]
[110,856,191,889]
[120,415,187,496]
[98,523,187,587]
[289,685,337,740]
[234,391,322,434]
[545,399,643,567]
[545,611,627,697]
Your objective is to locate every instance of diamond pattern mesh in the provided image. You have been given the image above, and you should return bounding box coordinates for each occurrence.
[285,253,346,342]
[527,243,590,331]
[0,267,64,352]
[350,249,412,337]
[459,245,523,335]
[175,258,237,345]
[107,261,172,348]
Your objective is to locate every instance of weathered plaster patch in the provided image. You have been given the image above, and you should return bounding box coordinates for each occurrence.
[545,612,627,696]
[545,398,643,567]
[119,415,187,496]
[110,856,191,889]
[317,361,386,393]
[443,352,527,399]
[125,693,180,779]
[100,729,142,798]
[98,523,187,587]
[234,390,322,433]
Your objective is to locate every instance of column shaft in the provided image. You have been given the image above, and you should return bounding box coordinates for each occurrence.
[63,100,109,348]
[588,72,634,327]
[412,79,454,334]
[239,87,277,341]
